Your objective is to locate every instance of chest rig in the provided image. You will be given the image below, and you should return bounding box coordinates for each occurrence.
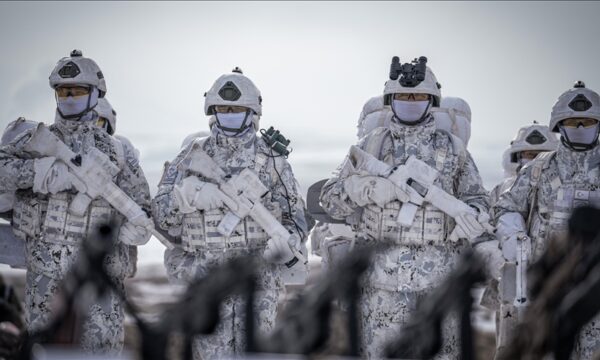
[528,151,600,257]
[359,127,465,246]
[179,138,282,254]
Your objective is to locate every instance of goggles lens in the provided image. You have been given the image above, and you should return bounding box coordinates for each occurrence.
[393,93,430,101]
[214,105,248,113]
[560,117,598,128]
[519,150,543,161]
[56,86,90,98]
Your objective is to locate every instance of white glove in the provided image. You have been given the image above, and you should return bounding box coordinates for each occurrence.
[344,175,409,208]
[173,176,236,213]
[451,210,487,241]
[118,221,151,246]
[263,234,300,266]
[33,157,73,194]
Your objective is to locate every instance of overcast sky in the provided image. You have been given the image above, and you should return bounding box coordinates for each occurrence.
[2,1,600,262]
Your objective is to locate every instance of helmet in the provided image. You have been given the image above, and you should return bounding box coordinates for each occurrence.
[95,98,117,135]
[49,49,106,96]
[1,117,37,146]
[204,67,262,116]
[549,81,600,132]
[501,122,559,177]
[383,56,441,107]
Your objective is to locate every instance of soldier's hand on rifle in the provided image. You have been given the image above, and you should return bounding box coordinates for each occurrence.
[451,209,487,241]
[32,156,75,194]
[174,176,236,213]
[118,220,151,246]
[263,234,300,266]
[344,175,410,207]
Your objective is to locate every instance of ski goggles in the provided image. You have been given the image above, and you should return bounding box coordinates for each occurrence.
[214,105,248,113]
[393,93,430,101]
[560,117,599,128]
[55,85,91,98]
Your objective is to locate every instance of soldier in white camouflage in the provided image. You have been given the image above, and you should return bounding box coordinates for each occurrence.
[489,122,558,209]
[153,68,307,359]
[94,97,140,278]
[0,50,152,354]
[494,81,600,359]
[319,56,490,359]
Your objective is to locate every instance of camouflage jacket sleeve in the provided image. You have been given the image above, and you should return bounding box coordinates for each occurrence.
[453,150,490,213]
[319,137,369,220]
[493,164,534,224]
[115,138,152,216]
[268,156,308,242]
[151,146,190,232]
[0,131,36,192]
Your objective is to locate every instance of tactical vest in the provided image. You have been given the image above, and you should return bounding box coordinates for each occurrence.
[14,128,126,278]
[527,151,600,258]
[358,127,466,246]
[179,138,284,254]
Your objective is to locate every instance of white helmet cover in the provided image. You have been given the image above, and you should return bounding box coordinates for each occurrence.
[549,81,600,132]
[1,117,37,146]
[204,68,262,116]
[95,98,117,135]
[501,122,559,177]
[383,57,441,107]
[49,49,106,96]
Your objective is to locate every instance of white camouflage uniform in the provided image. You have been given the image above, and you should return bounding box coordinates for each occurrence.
[0,50,151,354]
[0,113,151,354]
[321,118,489,358]
[313,95,474,272]
[494,82,600,359]
[153,69,307,359]
[321,60,489,358]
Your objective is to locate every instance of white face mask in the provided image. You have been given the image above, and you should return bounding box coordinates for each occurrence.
[559,124,600,149]
[392,99,430,123]
[56,87,99,118]
[215,112,250,136]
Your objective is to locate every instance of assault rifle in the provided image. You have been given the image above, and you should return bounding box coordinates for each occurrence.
[184,147,306,266]
[22,123,174,249]
[347,145,493,241]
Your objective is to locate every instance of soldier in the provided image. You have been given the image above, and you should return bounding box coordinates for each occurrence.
[0,50,152,354]
[489,122,558,208]
[320,56,490,359]
[94,97,141,278]
[314,94,473,273]
[153,68,307,359]
[494,81,600,359]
